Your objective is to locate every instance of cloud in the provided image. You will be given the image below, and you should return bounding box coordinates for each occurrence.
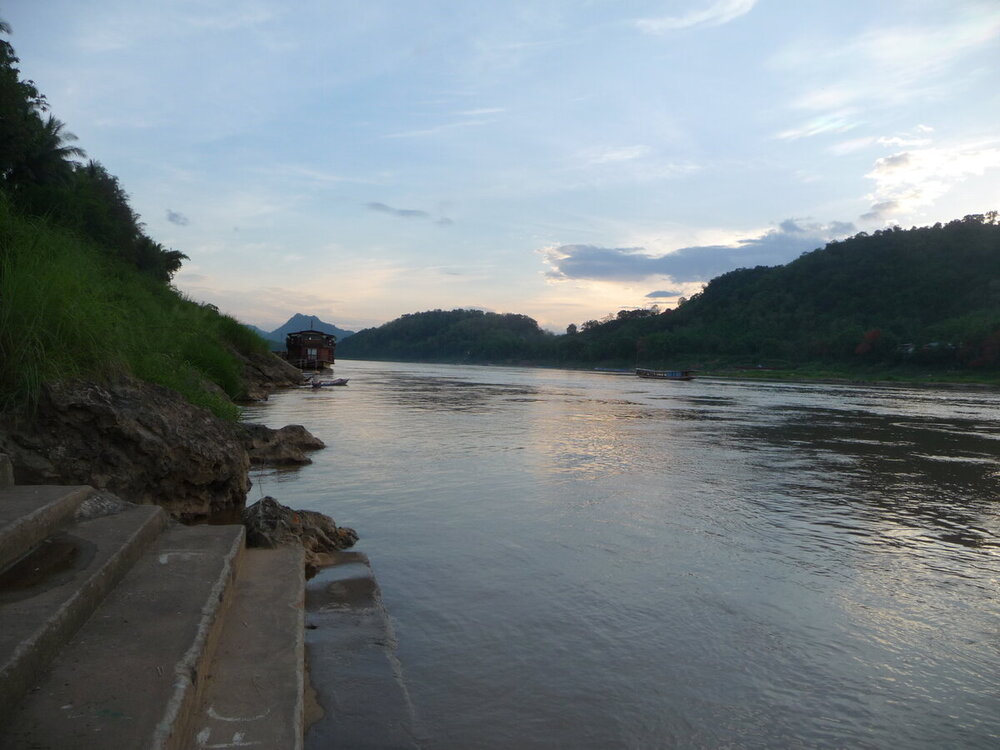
[367,202,430,219]
[384,118,493,139]
[773,10,1000,139]
[636,0,757,33]
[860,200,903,222]
[863,140,1000,221]
[645,290,682,298]
[542,219,854,283]
[458,107,505,116]
[777,110,861,141]
[366,201,454,225]
[581,145,652,165]
[166,209,189,226]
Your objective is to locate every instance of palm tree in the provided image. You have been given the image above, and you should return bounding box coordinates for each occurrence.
[6,114,86,187]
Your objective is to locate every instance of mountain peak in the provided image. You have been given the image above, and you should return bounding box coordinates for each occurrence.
[270,314,355,340]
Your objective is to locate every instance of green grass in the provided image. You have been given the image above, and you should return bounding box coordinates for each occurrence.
[0,197,268,418]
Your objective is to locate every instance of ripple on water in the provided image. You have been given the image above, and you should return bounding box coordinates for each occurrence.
[246,362,1000,749]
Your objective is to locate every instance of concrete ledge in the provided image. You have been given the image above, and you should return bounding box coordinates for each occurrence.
[189,546,306,750]
[305,551,419,750]
[0,485,95,572]
[1,524,245,750]
[0,503,168,726]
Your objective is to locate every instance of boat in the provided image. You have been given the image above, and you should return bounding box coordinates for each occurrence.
[282,324,337,370]
[311,378,349,388]
[635,368,694,380]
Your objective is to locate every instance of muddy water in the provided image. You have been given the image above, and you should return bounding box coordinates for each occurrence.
[243,362,1000,749]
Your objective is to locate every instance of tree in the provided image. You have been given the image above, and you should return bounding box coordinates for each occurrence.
[11,114,86,185]
[0,19,49,183]
[566,323,577,335]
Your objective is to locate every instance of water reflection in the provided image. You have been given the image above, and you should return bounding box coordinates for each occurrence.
[246,362,1000,749]
[734,404,1000,552]
[368,374,543,414]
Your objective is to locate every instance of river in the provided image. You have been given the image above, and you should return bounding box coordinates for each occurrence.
[242,361,1000,749]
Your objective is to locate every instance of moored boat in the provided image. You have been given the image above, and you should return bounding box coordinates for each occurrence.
[311,378,349,388]
[635,368,694,380]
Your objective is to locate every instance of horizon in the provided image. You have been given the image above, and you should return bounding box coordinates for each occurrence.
[6,1,1000,332]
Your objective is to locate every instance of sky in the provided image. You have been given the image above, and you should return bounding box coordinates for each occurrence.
[5,0,1000,332]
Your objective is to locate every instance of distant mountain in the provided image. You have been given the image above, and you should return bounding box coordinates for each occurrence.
[245,324,274,340]
[270,313,355,341]
[243,314,355,350]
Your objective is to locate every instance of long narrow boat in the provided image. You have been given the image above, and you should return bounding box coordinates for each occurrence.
[635,368,694,380]
[311,378,349,388]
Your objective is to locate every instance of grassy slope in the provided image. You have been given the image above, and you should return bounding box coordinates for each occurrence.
[0,198,269,418]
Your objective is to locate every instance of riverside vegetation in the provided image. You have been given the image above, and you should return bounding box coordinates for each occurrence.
[339,215,1000,383]
[0,22,272,419]
[0,23,316,521]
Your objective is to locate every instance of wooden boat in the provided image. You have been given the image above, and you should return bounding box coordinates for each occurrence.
[635,368,694,381]
[311,378,349,388]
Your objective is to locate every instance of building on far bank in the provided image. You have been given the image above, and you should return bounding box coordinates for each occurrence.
[283,329,336,369]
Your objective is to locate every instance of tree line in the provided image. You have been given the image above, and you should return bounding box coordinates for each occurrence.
[341,215,1000,373]
[0,23,270,416]
[0,20,185,282]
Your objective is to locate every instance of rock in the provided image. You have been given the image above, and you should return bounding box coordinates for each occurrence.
[239,423,325,466]
[0,376,250,521]
[242,496,358,573]
[235,351,305,402]
[73,491,133,521]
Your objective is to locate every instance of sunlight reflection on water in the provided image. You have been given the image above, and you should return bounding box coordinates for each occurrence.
[244,363,1000,749]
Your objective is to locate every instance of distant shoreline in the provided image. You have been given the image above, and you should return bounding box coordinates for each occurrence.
[337,357,1000,388]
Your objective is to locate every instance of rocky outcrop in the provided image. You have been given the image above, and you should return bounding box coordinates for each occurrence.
[239,423,325,466]
[243,496,358,573]
[236,351,305,402]
[0,376,250,521]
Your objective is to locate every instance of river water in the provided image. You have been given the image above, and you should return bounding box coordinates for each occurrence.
[242,361,1000,749]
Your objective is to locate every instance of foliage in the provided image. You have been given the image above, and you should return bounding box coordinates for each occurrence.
[339,309,553,362]
[0,23,267,417]
[0,24,186,282]
[0,196,267,418]
[339,217,1000,376]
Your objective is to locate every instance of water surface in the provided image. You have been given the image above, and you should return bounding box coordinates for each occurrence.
[243,361,1000,749]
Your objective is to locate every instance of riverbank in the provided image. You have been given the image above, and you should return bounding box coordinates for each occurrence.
[0,360,366,746]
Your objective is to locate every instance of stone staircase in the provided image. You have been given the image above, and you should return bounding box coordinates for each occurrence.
[0,453,306,749]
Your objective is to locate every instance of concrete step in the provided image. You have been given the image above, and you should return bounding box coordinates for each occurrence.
[0,523,245,750]
[188,546,306,750]
[304,550,419,750]
[0,500,168,726]
[0,484,95,571]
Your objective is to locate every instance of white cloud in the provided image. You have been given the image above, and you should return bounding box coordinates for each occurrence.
[636,0,757,33]
[458,107,506,116]
[580,145,652,165]
[384,118,493,139]
[777,110,861,141]
[829,136,877,156]
[863,139,1000,221]
[773,8,1000,139]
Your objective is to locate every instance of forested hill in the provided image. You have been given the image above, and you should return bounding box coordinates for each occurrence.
[339,215,1000,373]
[0,23,273,416]
[338,309,552,362]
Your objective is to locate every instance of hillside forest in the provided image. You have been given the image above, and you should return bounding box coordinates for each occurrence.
[340,216,1000,377]
[0,23,269,417]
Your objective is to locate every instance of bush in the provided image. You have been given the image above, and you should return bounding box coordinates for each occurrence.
[0,196,253,418]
